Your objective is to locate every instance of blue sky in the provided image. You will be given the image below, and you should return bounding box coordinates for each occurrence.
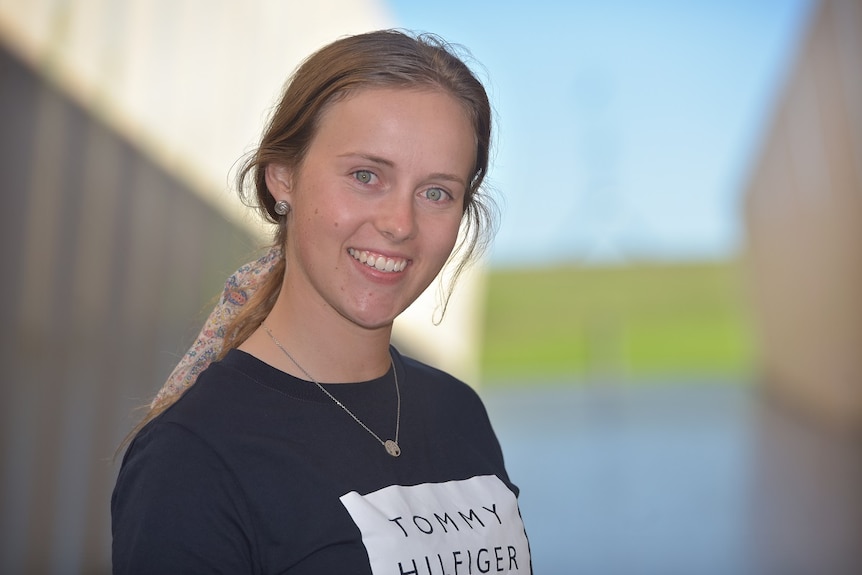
[388,0,814,267]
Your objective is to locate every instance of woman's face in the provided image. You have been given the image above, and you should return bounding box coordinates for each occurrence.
[270,87,477,331]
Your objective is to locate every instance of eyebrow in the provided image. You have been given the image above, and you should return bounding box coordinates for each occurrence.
[338,153,467,187]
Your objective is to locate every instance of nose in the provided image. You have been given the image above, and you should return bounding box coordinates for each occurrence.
[376,191,417,242]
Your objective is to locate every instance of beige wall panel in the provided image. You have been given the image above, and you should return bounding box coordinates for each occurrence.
[745,0,862,430]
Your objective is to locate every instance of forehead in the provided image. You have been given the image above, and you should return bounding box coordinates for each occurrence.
[323,85,474,126]
[309,87,477,172]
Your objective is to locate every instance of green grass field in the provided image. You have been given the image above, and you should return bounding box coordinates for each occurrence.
[480,259,756,383]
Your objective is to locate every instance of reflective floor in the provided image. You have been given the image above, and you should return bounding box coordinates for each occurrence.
[481,381,862,575]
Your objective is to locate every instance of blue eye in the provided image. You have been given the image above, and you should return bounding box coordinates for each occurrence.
[424,188,446,202]
[354,170,373,184]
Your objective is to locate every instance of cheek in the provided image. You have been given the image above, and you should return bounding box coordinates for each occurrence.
[432,219,463,258]
[303,202,340,234]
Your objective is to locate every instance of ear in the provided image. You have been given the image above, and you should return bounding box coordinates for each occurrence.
[265,163,294,203]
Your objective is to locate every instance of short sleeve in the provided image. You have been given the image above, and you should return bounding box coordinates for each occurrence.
[111,422,257,574]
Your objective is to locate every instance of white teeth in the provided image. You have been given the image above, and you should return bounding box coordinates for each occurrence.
[348,249,407,273]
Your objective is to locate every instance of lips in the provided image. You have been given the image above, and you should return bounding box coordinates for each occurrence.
[348,248,408,273]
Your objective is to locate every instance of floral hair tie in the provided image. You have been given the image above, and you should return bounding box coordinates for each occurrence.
[151,245,282,407]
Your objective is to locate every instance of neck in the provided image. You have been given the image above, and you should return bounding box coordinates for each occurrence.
[240,286,394,384]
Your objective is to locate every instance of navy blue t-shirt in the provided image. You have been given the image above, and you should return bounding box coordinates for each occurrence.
[112,348,531,574]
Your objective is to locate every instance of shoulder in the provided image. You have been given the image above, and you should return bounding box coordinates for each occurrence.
[393,347,493,423]
[156,350,278,431]
[113,420,258,572]
[396,349,482,399]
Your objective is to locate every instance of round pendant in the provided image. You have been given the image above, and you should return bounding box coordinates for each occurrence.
[384,440,401,457]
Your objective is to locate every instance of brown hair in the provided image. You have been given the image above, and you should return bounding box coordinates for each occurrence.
[222,29,496,352]
[121,30,496,449]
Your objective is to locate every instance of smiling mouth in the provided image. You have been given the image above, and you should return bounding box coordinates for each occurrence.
[348,248,408,273]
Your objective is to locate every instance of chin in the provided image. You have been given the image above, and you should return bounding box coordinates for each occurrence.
[338,287,426,330]
[351,316,397,331]
[345,305,407,331]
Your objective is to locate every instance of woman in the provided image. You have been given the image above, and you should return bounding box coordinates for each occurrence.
[112,29,531,574]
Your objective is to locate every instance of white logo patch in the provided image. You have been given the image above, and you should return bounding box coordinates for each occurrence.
[340,475,530,574]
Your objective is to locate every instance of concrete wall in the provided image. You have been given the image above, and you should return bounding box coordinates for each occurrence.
[0,42,257,573]
[744,0,862,431]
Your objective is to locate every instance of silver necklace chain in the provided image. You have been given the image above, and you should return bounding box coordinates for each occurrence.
[262,323,402,457]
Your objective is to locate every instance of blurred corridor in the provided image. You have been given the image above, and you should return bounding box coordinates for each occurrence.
[483,380,862,574]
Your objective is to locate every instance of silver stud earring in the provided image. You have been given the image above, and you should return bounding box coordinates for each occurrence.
[274,200,291,216]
